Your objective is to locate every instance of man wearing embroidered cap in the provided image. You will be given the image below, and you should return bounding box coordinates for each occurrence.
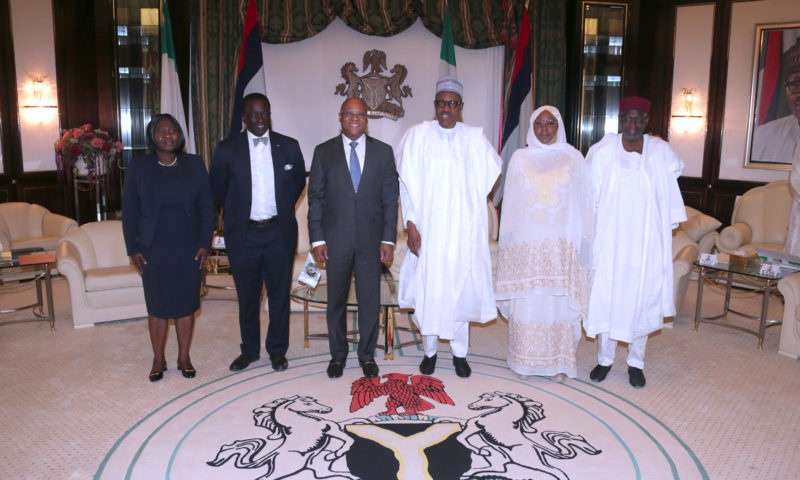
[583,96,686,388]
[396,77,502,378]
[752,39,800,164]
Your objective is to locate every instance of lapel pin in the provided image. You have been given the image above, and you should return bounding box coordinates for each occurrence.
[284,164,293,171]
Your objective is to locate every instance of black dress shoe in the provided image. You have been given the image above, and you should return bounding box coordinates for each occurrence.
[419,354,437,375]
[628,366,646,388]
[269,354,288,371]
[453,357,472,378]
[229,354,259,371]
[327,359,344,378]
[149,365,167,382]
[179,365,196,378]
[589,364,611,382]
[359,360,379,378]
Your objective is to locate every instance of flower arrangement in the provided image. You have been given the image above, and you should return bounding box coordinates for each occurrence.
[55,124,123,160]
[54,124,124,179]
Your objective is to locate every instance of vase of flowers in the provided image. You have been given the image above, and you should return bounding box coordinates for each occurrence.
[54,124,124,181]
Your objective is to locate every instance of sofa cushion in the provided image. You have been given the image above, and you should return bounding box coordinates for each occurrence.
[84,266,142,291]
[680,208,721,241]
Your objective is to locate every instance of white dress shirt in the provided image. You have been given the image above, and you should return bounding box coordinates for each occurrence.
[342,133,366,174]
[247,130,278,220]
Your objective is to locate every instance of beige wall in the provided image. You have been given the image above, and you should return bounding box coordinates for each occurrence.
[670,3,715,178]
[10,0,59,173]
[719,0,797,182]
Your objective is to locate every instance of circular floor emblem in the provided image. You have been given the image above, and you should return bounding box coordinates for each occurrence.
[97,355,706,479]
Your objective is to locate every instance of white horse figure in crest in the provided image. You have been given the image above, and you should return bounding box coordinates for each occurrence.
[456,391,601,480]
[207,395,357,480]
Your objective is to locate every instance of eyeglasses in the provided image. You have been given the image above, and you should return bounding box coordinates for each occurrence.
[434,99,462,109]
[340,111,367,118]
[785,81,800,93]
[534,120,558,127]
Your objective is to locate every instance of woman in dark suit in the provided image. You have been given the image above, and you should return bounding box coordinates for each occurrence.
[122,114,214,382]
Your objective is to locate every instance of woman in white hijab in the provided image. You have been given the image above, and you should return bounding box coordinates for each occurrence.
[495,106,593,381]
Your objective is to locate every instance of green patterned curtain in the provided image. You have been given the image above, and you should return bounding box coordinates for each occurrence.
[532,0,566,113]
[189,0,564,162]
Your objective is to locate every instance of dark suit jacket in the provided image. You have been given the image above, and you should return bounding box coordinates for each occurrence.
[209,130,306,256]
[122,153,215,256]
[307,135,398,257]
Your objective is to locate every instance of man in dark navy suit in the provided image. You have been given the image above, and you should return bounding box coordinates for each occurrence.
[307,97,398,379]
[210,93,306,372]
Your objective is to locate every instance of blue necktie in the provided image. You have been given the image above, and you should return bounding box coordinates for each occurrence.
[349,141,360,191]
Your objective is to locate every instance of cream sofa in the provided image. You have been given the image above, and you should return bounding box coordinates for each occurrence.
[672,230,700,313]
[677,206,722,256]
[56,220,147,327]
[0,202,77,252]
[715,180,792,255]
[777,272,800,359]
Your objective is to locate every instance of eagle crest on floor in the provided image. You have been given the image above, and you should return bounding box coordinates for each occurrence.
[350,373,454,415]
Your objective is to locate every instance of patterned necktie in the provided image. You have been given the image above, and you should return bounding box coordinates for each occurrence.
[349,141,360,191]
[253,136,268,146]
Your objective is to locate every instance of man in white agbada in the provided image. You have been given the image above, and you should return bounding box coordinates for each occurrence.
[786,155,800,256]
[584,96,686,389]
[751,40,800,165]
[397,76,501,378]
[495,106,593,382]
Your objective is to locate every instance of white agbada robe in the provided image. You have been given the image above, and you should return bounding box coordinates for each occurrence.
[785,156,800,256]
[584,133,686,343]
[397,121,501,339]
[495,106,593,377]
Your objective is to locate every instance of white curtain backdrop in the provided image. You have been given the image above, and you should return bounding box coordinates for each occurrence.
[262,18,504,169]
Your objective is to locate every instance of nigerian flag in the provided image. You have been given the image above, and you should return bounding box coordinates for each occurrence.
[439,4,457,79]
[160,0,193,153]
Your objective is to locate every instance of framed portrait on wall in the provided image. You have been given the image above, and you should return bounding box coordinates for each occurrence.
[745,22,800,170]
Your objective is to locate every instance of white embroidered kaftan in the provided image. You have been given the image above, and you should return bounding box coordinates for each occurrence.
[786,156,800,256]
[397,121,501,339]
[495,106,594,377]
[584,133,686,343]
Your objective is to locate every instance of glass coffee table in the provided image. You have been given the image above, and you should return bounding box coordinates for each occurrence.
[290,279,420,360]
[0,250,56,330]
[693,260,792,348]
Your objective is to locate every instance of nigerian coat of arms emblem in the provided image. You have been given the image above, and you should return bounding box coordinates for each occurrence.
[335,49,413,121]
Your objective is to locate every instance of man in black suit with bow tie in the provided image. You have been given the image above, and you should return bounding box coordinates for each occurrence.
[307,97,399,379]
[210,93,306,372]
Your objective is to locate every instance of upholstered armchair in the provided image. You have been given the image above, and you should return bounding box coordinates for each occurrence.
[715,180,792,255]
[0,202,77,252]
[672,230,700,313]
[677,206,722,256]
[56,220,147,327]
[777,272,800,359]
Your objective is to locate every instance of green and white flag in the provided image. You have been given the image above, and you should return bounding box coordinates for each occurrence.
[160,0,194,153]
[439,4,457,79]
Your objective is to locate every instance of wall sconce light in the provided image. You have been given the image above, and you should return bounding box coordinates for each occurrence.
[21,75,58,124]
[671,88,704,134]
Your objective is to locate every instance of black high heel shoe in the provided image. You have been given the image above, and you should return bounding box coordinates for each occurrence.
[179,364,196,378]
[149,365,167,382]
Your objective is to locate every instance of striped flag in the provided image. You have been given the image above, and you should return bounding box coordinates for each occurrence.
[756,30,800,126]
[229,0,267,136]
[756,30,784,126]
[439,4,457,79]
[492,6,532,205]
[159,0,194,153]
